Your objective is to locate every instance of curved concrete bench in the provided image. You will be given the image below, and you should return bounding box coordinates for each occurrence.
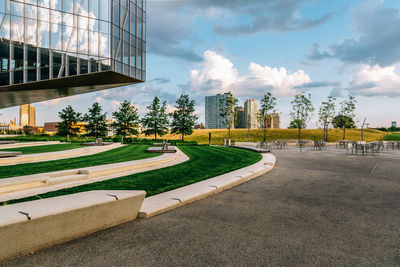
[0,190,145,261]
[139,153,276,218]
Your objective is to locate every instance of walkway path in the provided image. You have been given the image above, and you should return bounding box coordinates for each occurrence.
[2,148,400,266]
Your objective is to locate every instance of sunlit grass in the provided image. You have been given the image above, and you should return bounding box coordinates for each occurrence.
[139,128,385,144]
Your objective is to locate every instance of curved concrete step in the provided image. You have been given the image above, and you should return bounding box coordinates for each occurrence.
[0,147,189,202]
[48,174,88,185]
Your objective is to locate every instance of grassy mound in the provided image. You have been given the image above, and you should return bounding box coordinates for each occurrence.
[0,143,82,154]
[139,128,385,144]
[0,145,159,179]
[1,146,262,205]
[384,132,400,141]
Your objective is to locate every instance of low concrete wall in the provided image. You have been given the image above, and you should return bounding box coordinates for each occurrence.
[139,153,276,218]
[0,190,145,261]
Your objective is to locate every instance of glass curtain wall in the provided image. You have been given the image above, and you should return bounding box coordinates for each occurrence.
[0,0,145,87]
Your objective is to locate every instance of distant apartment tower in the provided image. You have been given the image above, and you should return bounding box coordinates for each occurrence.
[236,107,246,128]
[244,99,258,129]
[264,110,281,129]
[19,104,35,126]
[205,92,232,129]
[392,121,397,128]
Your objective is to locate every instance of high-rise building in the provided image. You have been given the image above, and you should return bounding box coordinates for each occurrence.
[244,99,258,129]
[392,121,397,128]
[0,0,146,109]
[205,92,232,129]
[236,107,245,128]
[19,104,36,126]
[262,110,281,129]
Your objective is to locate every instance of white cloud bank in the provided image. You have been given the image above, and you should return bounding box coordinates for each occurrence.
[349,64,400,97]
[187,50,312,97]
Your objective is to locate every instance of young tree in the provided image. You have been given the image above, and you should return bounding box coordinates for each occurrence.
[318,96,336,142]
[170,94,198,141]
[332,95,357,140]
[219,93,238,140]
[257,93,277,142]
[112,100,140,144]
[83,102,108,138]
[289,92,314,139]
[141,97,169,139]
[56,105,82,137]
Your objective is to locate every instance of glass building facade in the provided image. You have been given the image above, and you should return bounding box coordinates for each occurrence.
[0,0,145,108]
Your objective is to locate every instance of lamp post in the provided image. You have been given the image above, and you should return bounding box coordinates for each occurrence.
[361,117,366,141]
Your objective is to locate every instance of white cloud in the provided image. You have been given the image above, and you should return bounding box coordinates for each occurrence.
[349,64,400,97]
[187,50,311,97]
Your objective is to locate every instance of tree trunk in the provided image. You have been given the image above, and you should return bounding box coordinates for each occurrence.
[264,125,267,142]
[154,132,157,140]
[228,126,231,140]
[298,128,301,139]
[181,132,184,142]
[325,126,328,142]
[121,135,124,144]
[343,128,346,140]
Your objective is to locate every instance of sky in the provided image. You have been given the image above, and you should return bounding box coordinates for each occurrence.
[1,0,400,128]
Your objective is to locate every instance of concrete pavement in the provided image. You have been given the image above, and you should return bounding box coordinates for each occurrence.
[2,148,400,266]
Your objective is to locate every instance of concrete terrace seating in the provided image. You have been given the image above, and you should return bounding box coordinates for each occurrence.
[0,151,22,158]
[0,141,17,145]
[0,190,145,261]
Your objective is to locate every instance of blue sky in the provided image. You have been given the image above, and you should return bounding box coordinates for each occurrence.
[2,0,400,128]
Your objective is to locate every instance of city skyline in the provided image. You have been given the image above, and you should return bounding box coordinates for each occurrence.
[1,0,400,128]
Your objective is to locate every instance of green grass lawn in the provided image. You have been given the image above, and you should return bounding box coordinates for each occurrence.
[384,132,400,141]
[0,145,159,179]
[1,146,262,205]
[0,143,82,154]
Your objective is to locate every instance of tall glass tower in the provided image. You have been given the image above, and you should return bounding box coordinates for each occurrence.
[0,0,146,108]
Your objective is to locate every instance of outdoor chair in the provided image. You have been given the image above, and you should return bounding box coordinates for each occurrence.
[354,143,365,155]
[346,142,353,154]
[369,143,380,154]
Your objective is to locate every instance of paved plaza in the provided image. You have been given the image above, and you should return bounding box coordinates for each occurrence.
[2,147,400,266]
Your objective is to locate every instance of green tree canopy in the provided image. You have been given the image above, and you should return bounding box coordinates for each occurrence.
[56,105,82,137]
[83,102,108,138]
[112,100,140,143]
[141,97,169,139]
[334,95,357,140]
[332,115,356,139]
[257,93,277,142]
[219,92,238,140]
[318,96,336,141]
[170,94,198,141]
[289,92,314,139]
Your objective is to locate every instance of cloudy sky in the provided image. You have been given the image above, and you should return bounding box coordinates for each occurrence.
[1,0,400,128]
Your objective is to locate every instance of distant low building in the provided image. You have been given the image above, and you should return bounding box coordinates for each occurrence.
[0,123,9,132]
[259,110,281,129]
[194,123,205,129]
[44,121,86,135]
